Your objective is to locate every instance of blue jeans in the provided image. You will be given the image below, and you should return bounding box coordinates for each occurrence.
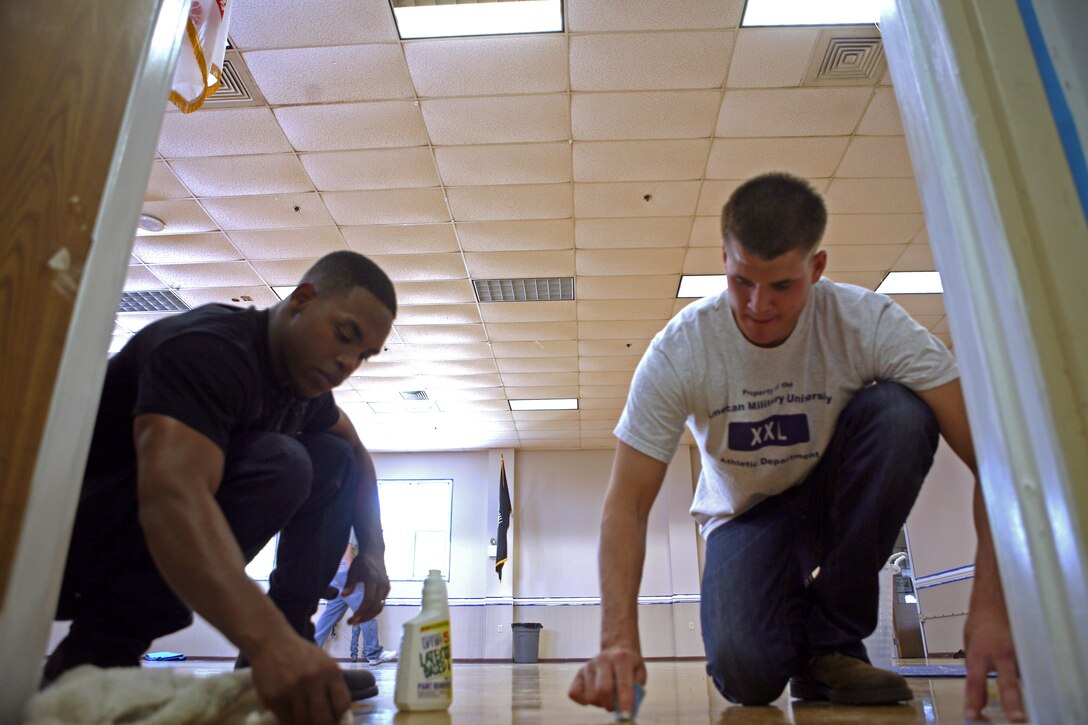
[700,383,939,705]
[48,432,357,678]
[313,563,382,659]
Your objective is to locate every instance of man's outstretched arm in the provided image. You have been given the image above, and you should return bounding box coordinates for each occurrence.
[917,380,1025,722]
[569,442,668,717]
[134,413,351,725]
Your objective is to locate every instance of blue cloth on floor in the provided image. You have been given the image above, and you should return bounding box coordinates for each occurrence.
[144,651,187,661]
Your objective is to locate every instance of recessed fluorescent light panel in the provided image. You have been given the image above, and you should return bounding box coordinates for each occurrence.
[876,271,944,294]
[391,0,563,40]
[509,398,578,411]
[741,0,884,27]
[272,286,296,300]
[677,275,728,298]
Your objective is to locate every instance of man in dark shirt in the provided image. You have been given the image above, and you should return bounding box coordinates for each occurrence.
[45,251,396,725]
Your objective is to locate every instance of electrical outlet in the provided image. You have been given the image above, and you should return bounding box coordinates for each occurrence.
[688,621,695,630]
[498,624,503,633]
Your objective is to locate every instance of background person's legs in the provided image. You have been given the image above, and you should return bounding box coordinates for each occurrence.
[46,432,312,682]
[360,619,383,661]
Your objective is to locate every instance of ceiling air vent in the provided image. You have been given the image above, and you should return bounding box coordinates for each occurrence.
[400,390,430,401]
[166,50,266,110]
[473,277,575,303]
[804,28,886,87]
[118,290,189,314]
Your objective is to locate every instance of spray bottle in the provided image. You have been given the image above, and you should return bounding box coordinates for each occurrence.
[394,569,453,711]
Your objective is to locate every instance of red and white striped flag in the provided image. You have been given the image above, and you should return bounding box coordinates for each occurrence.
[169,0,232,113]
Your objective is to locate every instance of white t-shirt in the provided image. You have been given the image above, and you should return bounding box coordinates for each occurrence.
[615,278,958,539]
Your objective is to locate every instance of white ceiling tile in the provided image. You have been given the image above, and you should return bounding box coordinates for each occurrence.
[513,411,580,426]
[715,88,872,137]
[137,200,218,235]
[932,317,951,334]
[323,189,450,225]
[132,232,241,265]
[577,248,685,276]
[435,143,571,186]
[491,340,578,357]
[368,253,468,281]
[575,182,700,218]
[457,219,574,252]
[244,45,413,104]
[507,386,578,400]
[911,227,931,246]
[496,357,578,373]
[892,244,936,271]
[249,258,318,286]
[570,32,734,91]
[201,193,334,230]
[158,108,292,158]
[726,28,820,88]
[394,280,477,305]
[577,275,680,299]
[579,339,651,356]
[405,35,567,97]
[176,286,280,309]
[227,227,348,260]
[568,0,743,31]
[580,384,631,398]
[274,102,427,151]
[824,179,922,214]
[145,161,191,200]
[480,301,576,323]
[463,250,575,278]
[577,300,675,320]
[502,372,580,388]
[836,136,915,178]
[579,356,640,372]
[696,179,744,216]
[673,298,697,315]
[150,262,265,289]
[446,184,572,221]
[395,305,481,325]
[706,137,849,180]
[420,95,570,145]
[342,223,457,255]
[689,216,723,246]
[486,322,577,341]
[579,371,634,387]
[123,265,167,291]
[574,140,711,182]
[300,148,439,191]
[229,0,398,49]
[823,214,925,246]
[683,246,726,274]
[571,90,723,140]
[395,324,487,344]
[857,88,905,135]
[576,217,691,249]
[168,155,312,197]
[823,245,906,273]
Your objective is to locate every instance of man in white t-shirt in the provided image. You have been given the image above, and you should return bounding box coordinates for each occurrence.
[568,173,1023,721]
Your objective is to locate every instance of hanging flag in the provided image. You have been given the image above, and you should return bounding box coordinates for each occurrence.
[495,456,511,580]
[169,0,233,113]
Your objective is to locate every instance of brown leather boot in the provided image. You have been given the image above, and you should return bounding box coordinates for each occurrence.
[790,652,913,705]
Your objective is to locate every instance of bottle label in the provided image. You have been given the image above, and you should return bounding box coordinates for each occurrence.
[416,619,452,699]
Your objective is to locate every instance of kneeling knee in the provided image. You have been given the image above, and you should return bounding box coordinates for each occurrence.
[708,652,793,705]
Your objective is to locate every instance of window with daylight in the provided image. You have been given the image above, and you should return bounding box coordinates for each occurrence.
[378,479,453,581]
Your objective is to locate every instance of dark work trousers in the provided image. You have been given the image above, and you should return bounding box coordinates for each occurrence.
[45,431,356,680]
[700,382,940,705]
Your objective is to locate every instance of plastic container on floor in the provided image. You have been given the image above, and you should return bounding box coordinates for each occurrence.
[512,622,543,663]
[394,570,453,711]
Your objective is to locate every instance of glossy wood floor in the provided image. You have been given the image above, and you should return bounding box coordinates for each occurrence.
[152,659,1014,724]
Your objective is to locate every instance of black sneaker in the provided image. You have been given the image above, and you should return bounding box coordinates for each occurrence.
[790,652,912,705]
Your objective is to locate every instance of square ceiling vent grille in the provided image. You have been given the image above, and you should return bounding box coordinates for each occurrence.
[118,290,189,313]
[473,277,574,303]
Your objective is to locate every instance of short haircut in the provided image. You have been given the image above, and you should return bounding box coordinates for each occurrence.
[720,172,828,259]
[300,251,397,316]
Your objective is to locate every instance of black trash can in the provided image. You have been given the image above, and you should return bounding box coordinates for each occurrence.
[512,622,543,663]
